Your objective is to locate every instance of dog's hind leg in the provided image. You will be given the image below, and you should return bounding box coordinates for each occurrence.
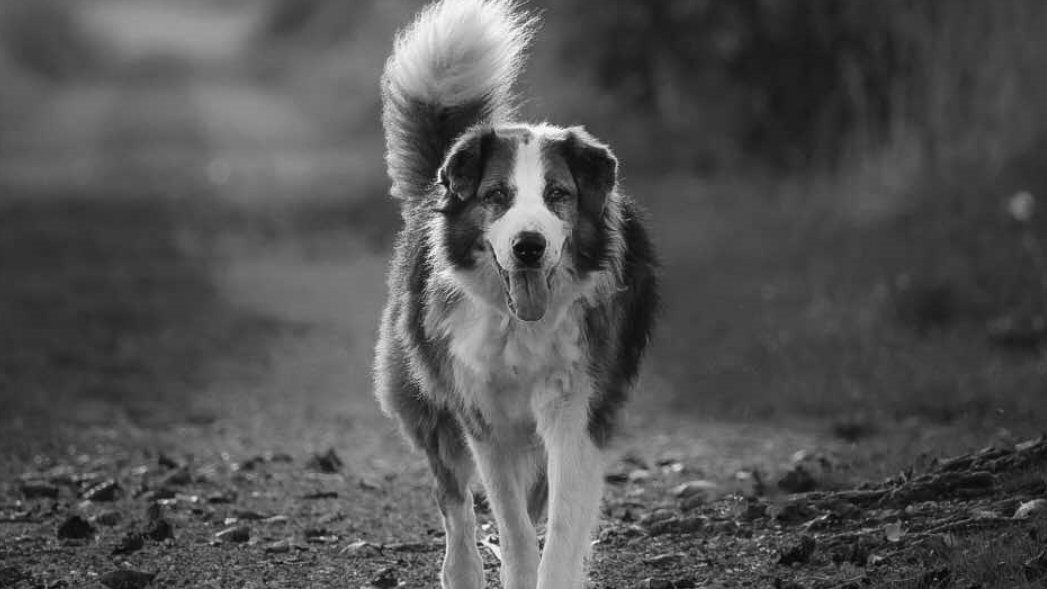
[471,432,542,589]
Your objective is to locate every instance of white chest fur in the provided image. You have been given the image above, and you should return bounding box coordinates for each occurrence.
[438,298,588,427]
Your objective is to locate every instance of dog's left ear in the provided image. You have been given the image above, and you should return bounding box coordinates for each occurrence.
[562,127,618,217]
[436,129,489,213]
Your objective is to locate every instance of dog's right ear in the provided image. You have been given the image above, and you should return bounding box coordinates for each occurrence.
[436,130,489,213]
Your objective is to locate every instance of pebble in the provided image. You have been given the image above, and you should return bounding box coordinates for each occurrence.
[83,479,122,502]
[306,448,344,473]
[778,535,816,566]
[264,540,292,554]
[670,479,718,499]
[215,525,250,543]
[645,516,705,537]
[344,540,383,557]
[369,567,399,589]
[111,532,145,555]
[93,510,123,526]
[57,516,95,540]
[644,552,685,566]
[20,482,59,499]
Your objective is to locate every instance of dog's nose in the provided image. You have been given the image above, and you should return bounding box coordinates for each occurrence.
[512,232,546,267]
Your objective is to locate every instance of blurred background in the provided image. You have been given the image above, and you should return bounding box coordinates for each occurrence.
[2,0,1047,471]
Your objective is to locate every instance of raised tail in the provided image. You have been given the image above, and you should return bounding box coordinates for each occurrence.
[381,0,536,202]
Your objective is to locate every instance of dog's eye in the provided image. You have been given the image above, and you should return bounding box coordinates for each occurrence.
[546,187,570,202]
[484,188,508,205]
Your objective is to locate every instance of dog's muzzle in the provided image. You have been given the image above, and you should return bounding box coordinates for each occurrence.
[493,232,553,322]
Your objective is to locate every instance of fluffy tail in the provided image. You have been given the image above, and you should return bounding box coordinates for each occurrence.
[381,0,536,202]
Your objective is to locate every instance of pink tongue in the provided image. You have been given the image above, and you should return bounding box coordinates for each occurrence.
[507,270,549,322]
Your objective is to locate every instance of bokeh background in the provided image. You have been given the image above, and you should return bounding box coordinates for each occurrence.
[3,0,1047,471]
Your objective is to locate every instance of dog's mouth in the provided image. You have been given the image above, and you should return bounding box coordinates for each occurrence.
[491,252,553,322]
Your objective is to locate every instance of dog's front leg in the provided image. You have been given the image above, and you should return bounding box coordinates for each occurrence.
[535,394,604,589]
[472,434,541,589]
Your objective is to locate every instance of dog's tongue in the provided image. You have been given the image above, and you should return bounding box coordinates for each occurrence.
[507,269,549,322]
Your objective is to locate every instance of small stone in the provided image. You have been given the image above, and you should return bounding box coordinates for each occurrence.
[679,494,707,512]
[83,479,121,502]
[144,518,174,541]
[385,541,435,552]
[112,533,145,555]
[628,469,652,483]
[637,509,676,527]
[304,528,339,544]
[1015,499,1047,519]
[884,521,904,543]
[215,525,250,543]
[264,540,292,554]
[775,499,817,525]
[93,510,123,526]
[645,516,705,537]
[232,510,268,521]
[369,567,399,589]
[778,535,816,566]
[643,552,685,566]
[157,453,180,470]
[144,487,177,501]
[160,468,192,487]
[638,578,672,589]
[20,482,59,499]
[359,477,383,491]
[741,501,769,521]
[670,480,718,499]
[206,491,236,504]
[57,515,95,539]
[98,570,156,589]
[778,466,817,494]
[306,448,343,473]
[344,540,383,557]
[262,515,289,525]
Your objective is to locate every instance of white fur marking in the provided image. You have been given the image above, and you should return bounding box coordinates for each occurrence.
[487,137,566,271]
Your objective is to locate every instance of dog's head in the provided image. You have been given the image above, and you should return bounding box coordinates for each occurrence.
[434,124,618,322]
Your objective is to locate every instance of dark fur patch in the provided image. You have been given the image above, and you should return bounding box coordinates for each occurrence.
[541,130,619,275]
[437,129,520,269]
[585,198,659,447]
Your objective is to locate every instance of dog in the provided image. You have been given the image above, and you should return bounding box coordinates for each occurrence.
[373,1,658,587]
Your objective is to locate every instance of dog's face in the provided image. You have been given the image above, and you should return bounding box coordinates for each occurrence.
[435,125,617,322]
